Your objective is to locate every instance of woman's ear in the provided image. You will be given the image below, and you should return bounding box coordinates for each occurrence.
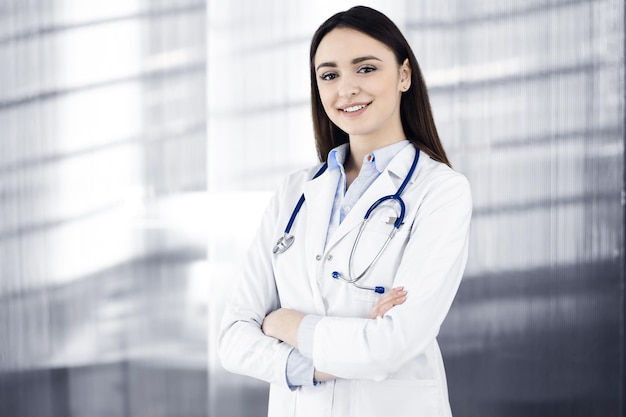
[400,58,412,91]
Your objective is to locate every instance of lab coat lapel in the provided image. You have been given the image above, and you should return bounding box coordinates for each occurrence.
[302,167,339,311]
[326,145,418,250]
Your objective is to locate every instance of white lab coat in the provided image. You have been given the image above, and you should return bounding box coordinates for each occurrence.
[219,144,472,417]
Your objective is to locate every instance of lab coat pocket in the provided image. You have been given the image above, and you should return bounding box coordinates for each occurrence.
[351,379,440,417]
[352,285,382,305]
[349,225,411,294]
[362,204,404,235]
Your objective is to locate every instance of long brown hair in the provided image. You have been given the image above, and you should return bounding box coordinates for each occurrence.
[309,6,450,166]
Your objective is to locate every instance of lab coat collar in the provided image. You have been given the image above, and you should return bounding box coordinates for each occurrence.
[385,142,419,182]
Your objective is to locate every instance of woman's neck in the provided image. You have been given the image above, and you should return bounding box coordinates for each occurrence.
[344,135,405,189]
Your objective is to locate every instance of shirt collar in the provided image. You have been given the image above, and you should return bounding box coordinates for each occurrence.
[327,143,349,170]
[371,140,410,173]
[327,140,410,173]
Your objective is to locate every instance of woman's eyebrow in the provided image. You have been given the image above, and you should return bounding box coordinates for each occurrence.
[352,55,382,65]
[315,55,382,72]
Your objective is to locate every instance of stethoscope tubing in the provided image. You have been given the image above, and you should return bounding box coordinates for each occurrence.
[347,219,398,283]
[274,146,420,294]
[365,194,406,228]
[284,163,328,235]
[273,163,328,254]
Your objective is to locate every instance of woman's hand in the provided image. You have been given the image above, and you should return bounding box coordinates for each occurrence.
[314,369,335,383]
[262,308,305,347]
[263,288,406,343]
[367,287,407,319]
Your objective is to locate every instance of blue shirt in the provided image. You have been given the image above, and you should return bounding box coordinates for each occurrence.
[286,140,410,389]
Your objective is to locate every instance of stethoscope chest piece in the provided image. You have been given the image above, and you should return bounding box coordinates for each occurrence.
[272,163,329,256]
[273,234,295,254]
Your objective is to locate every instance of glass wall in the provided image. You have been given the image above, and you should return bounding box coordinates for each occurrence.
[0,0,208,416]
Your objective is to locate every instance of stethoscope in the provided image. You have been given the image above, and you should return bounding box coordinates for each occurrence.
[273,147,420,295]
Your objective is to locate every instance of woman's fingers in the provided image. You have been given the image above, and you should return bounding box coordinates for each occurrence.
[314,369,336,382]
[367,287,407,319]
[368,288,406,319]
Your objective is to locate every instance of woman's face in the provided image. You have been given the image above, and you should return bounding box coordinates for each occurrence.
[314,28,411,144]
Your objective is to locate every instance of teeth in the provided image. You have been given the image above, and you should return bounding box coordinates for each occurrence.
[343,104,365,112]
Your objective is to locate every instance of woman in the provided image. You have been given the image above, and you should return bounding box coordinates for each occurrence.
[218,6,472,417]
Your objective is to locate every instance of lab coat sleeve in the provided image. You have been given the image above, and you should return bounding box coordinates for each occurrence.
[311,172,472,381]
[217,185,292,388]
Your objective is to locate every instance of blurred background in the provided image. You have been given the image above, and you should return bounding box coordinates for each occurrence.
[0,0,624,417]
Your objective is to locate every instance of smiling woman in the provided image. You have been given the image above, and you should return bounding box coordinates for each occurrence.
[308,7,450,170]
[218,6,472,417]
[314,28,410,166]
[315,28,411,167]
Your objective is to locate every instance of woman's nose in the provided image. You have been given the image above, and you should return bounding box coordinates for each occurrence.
[338,76,359,97]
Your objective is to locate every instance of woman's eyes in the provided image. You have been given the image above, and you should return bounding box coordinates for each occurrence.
[357,65,376,74]
[320,72,338,81]
[318,65,377,81]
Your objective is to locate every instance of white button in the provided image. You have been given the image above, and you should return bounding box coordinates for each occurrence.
[343,205,351,212]
[326,255,333,261]
[315,254,322,261]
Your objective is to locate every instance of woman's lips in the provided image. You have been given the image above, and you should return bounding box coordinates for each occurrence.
[339,102,370,117]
